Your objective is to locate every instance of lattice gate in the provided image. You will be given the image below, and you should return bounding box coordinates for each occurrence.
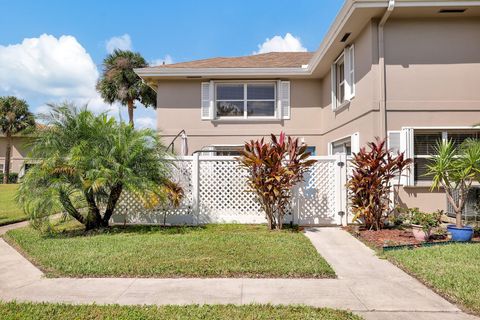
[112,155,347,226]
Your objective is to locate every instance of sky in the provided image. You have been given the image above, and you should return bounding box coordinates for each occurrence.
[0,0,344,129]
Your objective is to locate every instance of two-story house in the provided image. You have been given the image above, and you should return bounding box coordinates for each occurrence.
[135,0,480,213]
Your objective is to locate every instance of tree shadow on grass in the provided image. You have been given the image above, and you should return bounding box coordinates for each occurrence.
[42,224,207,239]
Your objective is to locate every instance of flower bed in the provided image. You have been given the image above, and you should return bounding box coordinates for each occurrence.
[344,226,480,250]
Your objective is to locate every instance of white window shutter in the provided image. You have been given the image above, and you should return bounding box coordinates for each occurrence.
[279,81,290,119]
[331,64,337,110]
[400,128,414,186]
[351,132,360,154]
[201,81,214,120]
[344,45,355,101]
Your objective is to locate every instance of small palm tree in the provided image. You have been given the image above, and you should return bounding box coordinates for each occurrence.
[0,96,35,184]
[17,102,181,230]
[96,49,156,127]
[426,139,480,228]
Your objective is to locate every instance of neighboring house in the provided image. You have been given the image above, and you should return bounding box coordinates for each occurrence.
[0,135,31,176]
[135,0,480,213]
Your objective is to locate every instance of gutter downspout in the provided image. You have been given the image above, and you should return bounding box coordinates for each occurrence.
[378,0,395,141]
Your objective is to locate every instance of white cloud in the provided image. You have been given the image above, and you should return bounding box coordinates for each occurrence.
[0,34,99,99]
[136,116,156,130]
[105,34,132,53]
[150,54,174,66]
[254,33,307,54]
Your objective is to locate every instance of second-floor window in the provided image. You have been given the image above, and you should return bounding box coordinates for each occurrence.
[331,44,355,111]
[215,83,276,118]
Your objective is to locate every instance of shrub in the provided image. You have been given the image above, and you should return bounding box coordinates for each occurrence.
[0,173,18,184]
[403,207,442,232]
[347,138,412,230]
[238,133,316,230]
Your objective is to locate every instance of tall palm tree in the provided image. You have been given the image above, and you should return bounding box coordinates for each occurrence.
[96,49,156,127]
[17,103,181,230]
[0,96,35,184]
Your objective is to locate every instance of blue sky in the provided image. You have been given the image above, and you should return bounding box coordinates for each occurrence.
[0,0,344,128]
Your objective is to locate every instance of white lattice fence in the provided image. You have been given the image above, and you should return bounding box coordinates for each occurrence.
[112,154,347,226]
[111,158,195,225]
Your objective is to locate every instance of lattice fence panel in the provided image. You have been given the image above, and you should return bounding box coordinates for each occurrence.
[199,159,263,217]
[295,159,337,225]
[113,159,193,224]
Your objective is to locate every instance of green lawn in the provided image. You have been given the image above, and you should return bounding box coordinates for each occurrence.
[0,184,26,226]
[5,223,334,278]
[0,302,361,320]
[385,243,480,315]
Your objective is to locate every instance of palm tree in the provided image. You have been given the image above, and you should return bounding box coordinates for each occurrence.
[426,139,480,228]
[96,49,156,127]
[0,96,35,184]
[17,102,181,230]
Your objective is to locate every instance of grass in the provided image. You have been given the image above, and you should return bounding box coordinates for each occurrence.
[5,223,334,278]
[0,302,362,320]
[385,243,480,315]
[0,184,26,226]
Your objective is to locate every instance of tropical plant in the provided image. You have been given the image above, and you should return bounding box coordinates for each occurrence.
[426,139,480,228]
[96,49,156,126]
[17,103,182,231]
[403,207,442,232]
[0,96,35,184]
[347,138,412,230]
[238,132,316,230]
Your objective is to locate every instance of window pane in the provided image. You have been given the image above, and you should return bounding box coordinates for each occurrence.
[338,83,345,104]
[332,137,351,155]
[247,84,275,100]
[414,158,433,181]
[414,132,442,155]
[216,84,244,100]
[337,62,344,82]
[216,101,244,117]
[448,131,480,149]
[247,101,275,117]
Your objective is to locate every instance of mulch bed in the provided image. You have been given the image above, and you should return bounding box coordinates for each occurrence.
[344,226,480,249]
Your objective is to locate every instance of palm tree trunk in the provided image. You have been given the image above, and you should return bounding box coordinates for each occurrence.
[127,100,134,127]
[102,183,123,227]
[84,190,103,230]
[59,190,85,225]
[3,132,12,184]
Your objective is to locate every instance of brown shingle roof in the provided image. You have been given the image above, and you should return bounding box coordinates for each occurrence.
[149,52,314,69]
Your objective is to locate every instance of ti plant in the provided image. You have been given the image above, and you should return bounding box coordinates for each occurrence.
[426,139,480,228]
[347,138,412,230]
[238,132,316,230]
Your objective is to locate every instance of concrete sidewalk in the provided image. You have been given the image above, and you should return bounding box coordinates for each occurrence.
[0,226,477,320]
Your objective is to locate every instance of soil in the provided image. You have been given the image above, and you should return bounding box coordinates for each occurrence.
[343,226,480,249]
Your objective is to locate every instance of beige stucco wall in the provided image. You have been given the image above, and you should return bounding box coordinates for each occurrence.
[382,18,480,212]
[317,21,381,154]
[156,79,323,153]
[0,136,30,173]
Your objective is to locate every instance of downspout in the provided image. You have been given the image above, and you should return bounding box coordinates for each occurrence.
[378,0,395,141]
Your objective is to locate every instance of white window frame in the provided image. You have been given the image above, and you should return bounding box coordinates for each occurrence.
[0,163,4,174]
[331,44,355,111]
[214,81,277,120]
[203,144,244,156]
[402,127,480,186]
[328,133,359,156]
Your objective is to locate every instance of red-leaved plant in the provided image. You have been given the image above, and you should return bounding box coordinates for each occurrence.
[238,132,316,230]
[347,138,412,230]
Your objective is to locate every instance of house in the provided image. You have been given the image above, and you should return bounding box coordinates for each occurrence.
[0,135,31,177]
[135,0,480,214]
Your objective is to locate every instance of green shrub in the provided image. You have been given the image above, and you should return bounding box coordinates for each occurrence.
[0,172,18,184]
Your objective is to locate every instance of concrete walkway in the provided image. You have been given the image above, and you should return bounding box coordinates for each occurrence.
[0,225,477,320]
